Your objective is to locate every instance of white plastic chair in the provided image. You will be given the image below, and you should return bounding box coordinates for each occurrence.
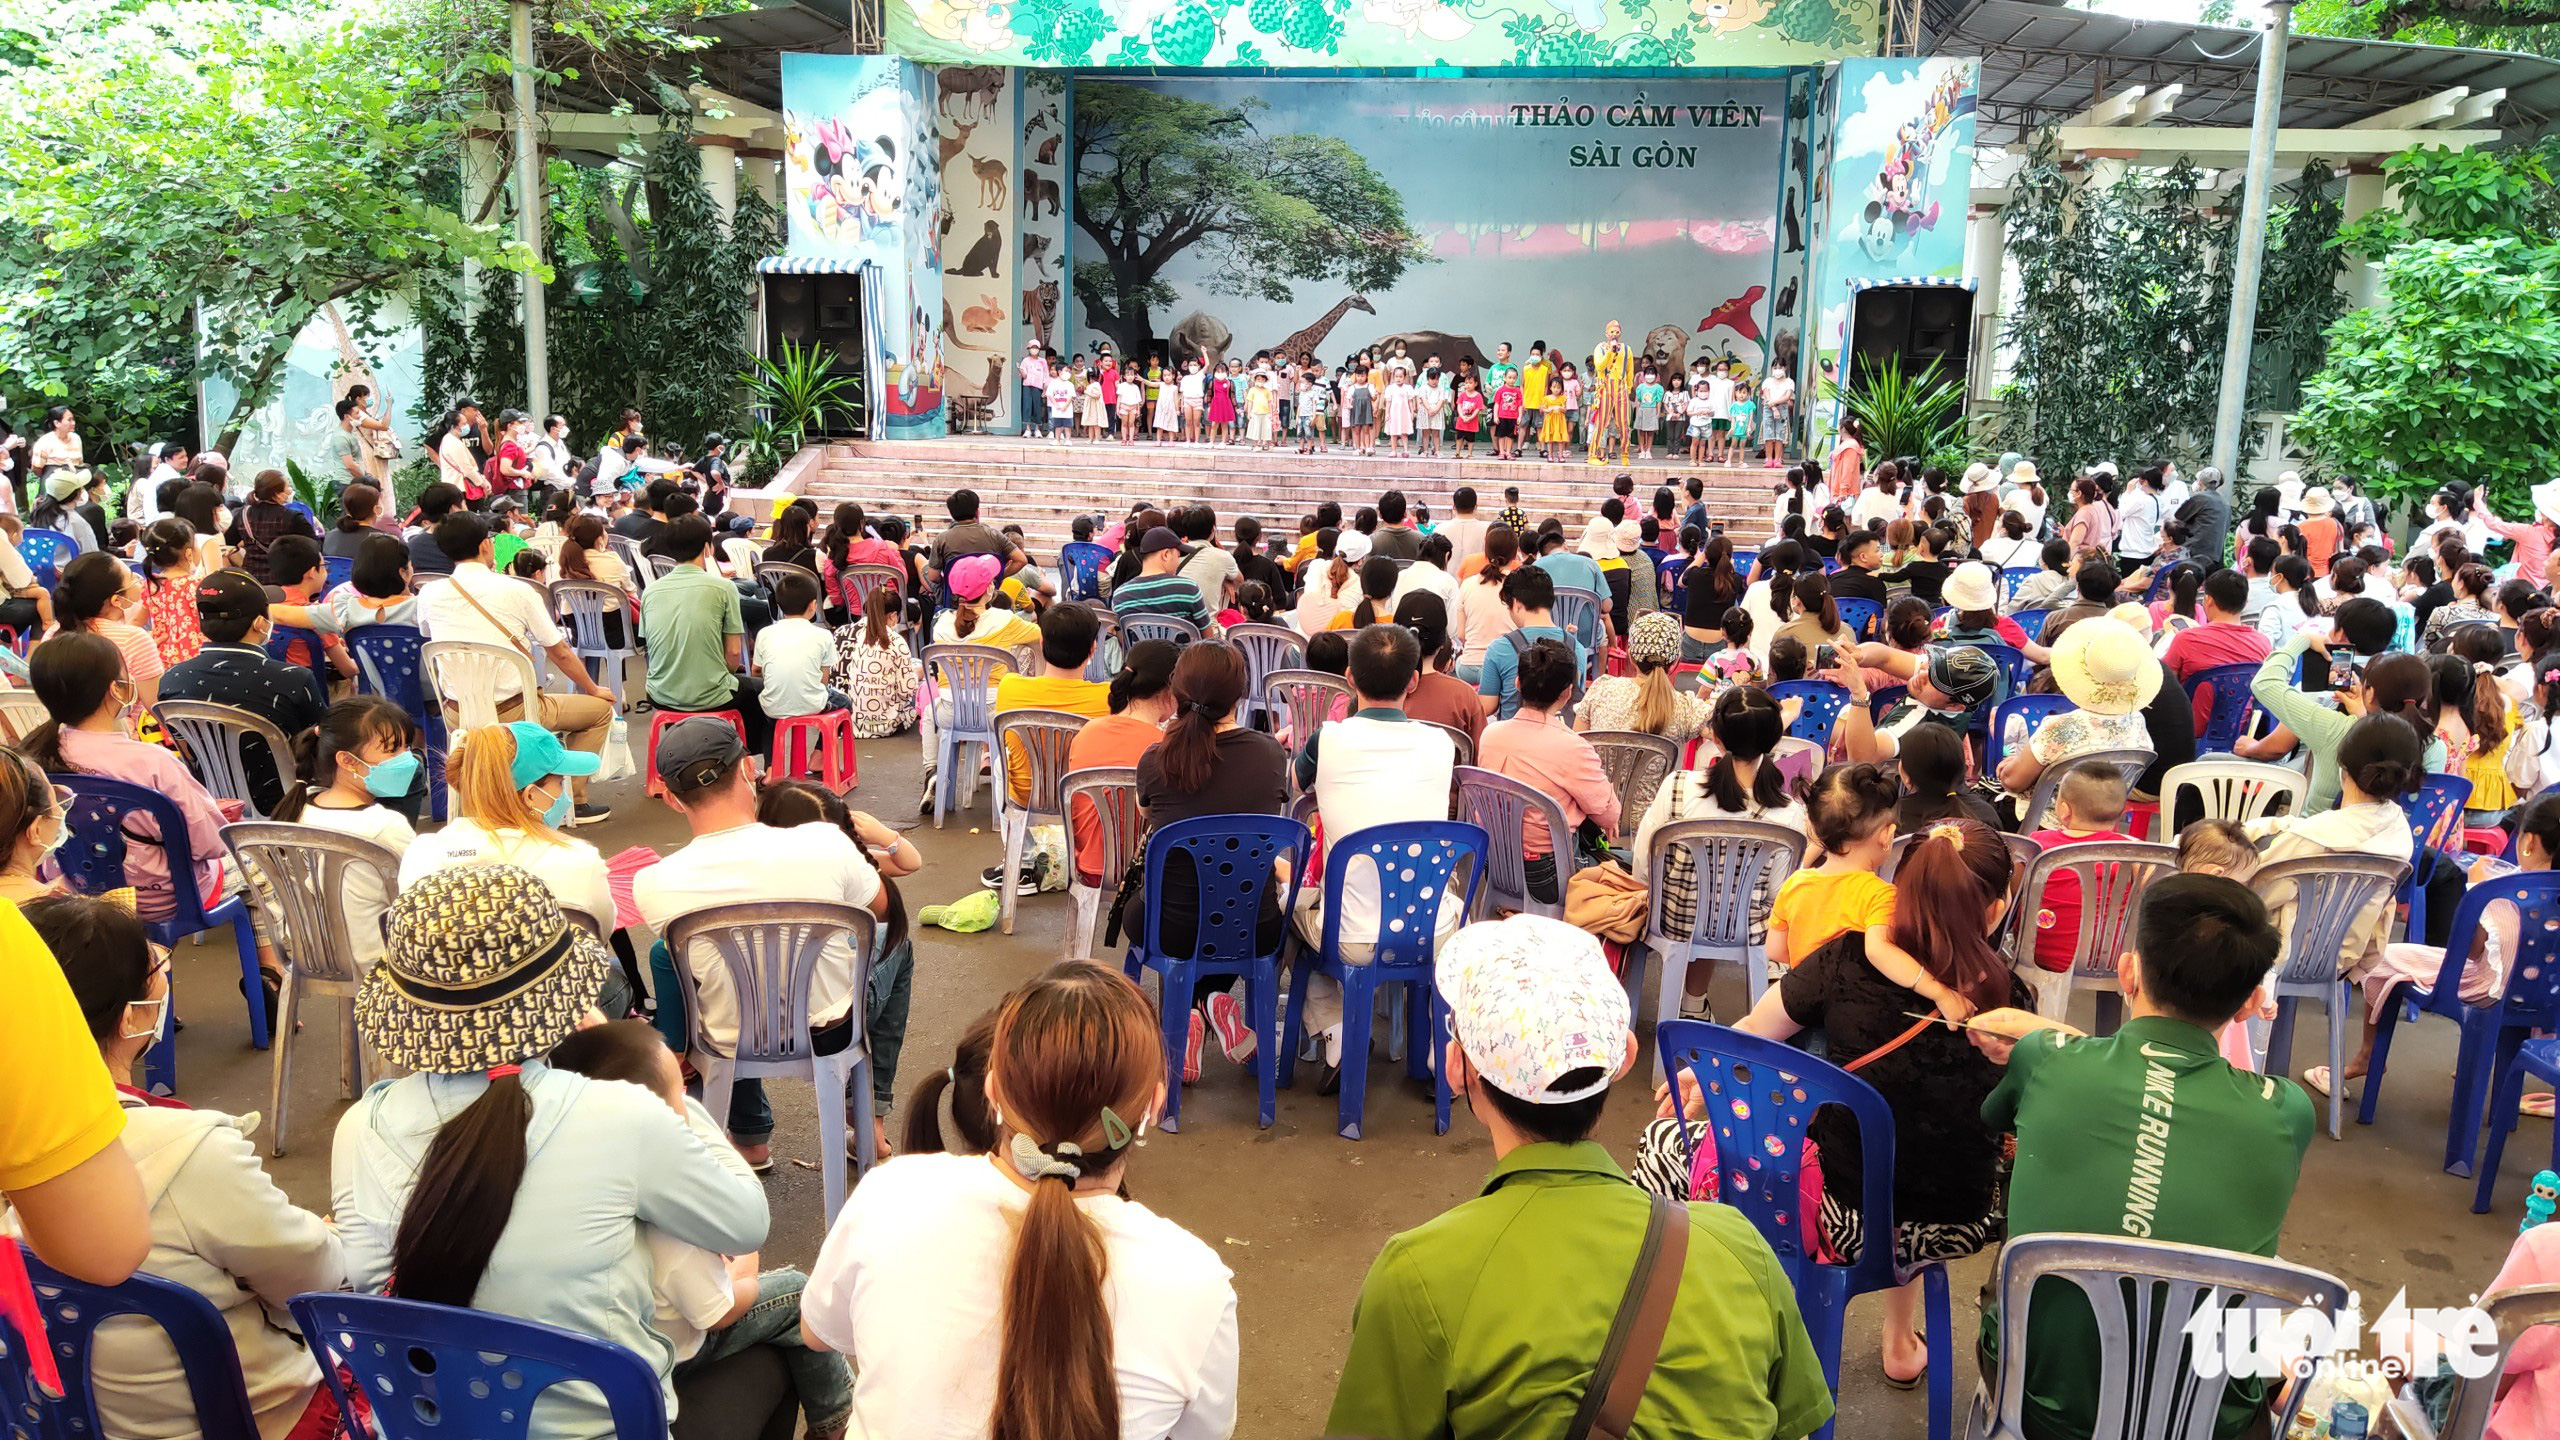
[2016,747,2156,834]
[664,900,879,1228]
[1059,766,1142,964]
[1453,764,1575,921]
[2008,840,2180,1022]
[1262,669,1353,792]
[550,579,636,713]
[2159,757,2306,827]
[992,708,1088,936]
[219,823,400,1155]
[0,689,47,745]
[2255,853,2410,1140]
[421,639,543,734]
[2384,1281,2560,1440]
[608,535,651,594]
[1634,816,1806,1027]
[1225,623,1306,728]
[1419,720,1476,769]
[921,644,1008,828]
[1584,730,1679,840]
[150,701,300,820]
[1971,1234,2351,1440]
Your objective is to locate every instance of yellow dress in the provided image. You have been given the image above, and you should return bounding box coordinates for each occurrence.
[2466,698,2523,812]
[1539,406,1569,443]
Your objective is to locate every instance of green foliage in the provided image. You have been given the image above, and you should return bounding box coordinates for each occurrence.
[2248,163,2351,414]
[2294,0,2560,54]
[636,121,757,448]
[1828,359,1966,469]
[2293,144,2560,517]
[744,339,862,452]
[284,458,344,527]
[1071,81,1432,359]
[1991,133,2229,471]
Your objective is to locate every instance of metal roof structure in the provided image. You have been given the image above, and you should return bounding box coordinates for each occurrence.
[682,0,857,113]
[1926,0,2560,146]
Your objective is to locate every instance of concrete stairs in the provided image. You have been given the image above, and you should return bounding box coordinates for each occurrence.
[795,437,1788,556]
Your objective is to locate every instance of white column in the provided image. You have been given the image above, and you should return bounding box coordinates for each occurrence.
[2340,165,2388,309]
[1963,202,2009,406]
[744,156,780,212]
[698,142,739,225]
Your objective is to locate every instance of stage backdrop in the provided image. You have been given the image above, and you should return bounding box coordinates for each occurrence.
[780,53,947,438]
[1065,75,1788,388]
[1808,55,1978,439]
[891,0,1877,69]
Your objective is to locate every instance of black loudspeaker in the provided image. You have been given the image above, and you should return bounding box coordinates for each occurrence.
[761,275,867,433]
[1848,283,1973,392]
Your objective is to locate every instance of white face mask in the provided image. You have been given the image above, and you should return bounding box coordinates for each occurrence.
[121,991,169,1043]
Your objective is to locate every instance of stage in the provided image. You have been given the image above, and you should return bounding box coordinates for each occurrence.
[782,435,1790,555]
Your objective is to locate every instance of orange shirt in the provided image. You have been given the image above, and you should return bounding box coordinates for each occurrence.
[1066,713,1162,879]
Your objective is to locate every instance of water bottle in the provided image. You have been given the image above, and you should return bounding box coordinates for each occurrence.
[2328,1398,2369,1440]
[2003,712,2028,759]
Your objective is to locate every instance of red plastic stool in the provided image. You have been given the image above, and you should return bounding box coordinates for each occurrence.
[644,708,749,797]
[770,710,859,792]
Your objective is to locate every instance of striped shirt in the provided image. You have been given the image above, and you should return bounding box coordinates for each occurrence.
[1111,573,1210,631]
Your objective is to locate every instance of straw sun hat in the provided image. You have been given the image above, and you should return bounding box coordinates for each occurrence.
[2048,616,2163,718]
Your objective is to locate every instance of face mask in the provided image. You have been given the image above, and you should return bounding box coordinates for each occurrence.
[121,993,169,1043]
[33,811,66,859]
[358,750,421,800]
[535,783,571,830]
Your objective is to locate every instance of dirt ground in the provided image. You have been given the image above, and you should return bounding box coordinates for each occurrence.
[161,731,2534,1438]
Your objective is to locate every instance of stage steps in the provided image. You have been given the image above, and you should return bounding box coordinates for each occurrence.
[797,438,1789,557]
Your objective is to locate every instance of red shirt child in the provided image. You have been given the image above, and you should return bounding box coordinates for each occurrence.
[1494,384,1523,421]
[2027,823,2139,971]
[1455,389,1485,434]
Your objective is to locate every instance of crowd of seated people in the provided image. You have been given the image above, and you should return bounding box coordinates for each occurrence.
[7,449,2560,1440]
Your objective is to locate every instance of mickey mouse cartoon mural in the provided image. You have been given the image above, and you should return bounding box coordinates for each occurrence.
[1855,67,1971,261]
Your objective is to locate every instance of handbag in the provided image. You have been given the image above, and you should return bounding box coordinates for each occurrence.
[1563,1194,1690,1440]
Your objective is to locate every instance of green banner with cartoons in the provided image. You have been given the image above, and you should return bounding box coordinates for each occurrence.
[887,0,1878,70]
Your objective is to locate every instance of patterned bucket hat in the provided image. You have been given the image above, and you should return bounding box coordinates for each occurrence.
[356,863,611,1074]
[1627,611,1684,668]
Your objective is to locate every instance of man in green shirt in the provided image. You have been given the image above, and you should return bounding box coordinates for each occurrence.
[1326,914,1834,1440]
[640,514,770,752]
[1973,874,2313,1440]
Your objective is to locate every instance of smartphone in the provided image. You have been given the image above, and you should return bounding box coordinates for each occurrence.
[1815,643,1837,672]
[2330,651,2359,689]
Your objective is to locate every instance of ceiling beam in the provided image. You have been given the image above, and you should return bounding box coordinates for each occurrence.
[2344,86,2469,129]
[2054,124,2498,162]
[2062,84,2148,128]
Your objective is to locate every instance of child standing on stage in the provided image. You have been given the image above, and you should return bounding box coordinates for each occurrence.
[1727,368,1755,465]
[1453,378,1484,459]
[1206,360,1238,445]
[1297,364,1325,454]
[1044,367,1076,446]
[1538,375,1570,462]
[1116,368,1142,444]
[1558,363,1583,451]
[1245,370,1277,452]
[1632,369,1662,460]
[1416,366,1447,457]
[1492,372,1523,461]
[1179,358,1206,444]
[1151,360,1181,440]
[1703,362,1736,465]
[1381,370,1416,459]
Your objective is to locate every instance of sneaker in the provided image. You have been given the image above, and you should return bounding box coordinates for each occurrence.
[1205,990,1256,1063]
[978,862,1040,896]
[1184,1010,1205,1084]
[915,767,938,816]
[570,801,612,827]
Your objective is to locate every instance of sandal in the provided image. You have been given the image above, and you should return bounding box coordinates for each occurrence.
[1882,1333,1928,1391]
[2525,1093,2555,1120]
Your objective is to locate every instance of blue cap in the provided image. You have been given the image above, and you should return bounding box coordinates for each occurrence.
[503,721,601,790]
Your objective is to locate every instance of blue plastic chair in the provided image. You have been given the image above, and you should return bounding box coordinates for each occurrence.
[1835,596,1883,642]
[2007,608,2050,640]
[264,624,332,697]
[2000,566,2039,602]
[2182,662,2263,755]
[345,624,447,820]
[9,1245,262,1440]
[1058,540,1111,601]
[288,1292,667,1440]
[1768,680,1853,747]
[1656,1020,1953,1440]
[2353,873,2560,1180]
[323,553,354,593]
[51,772,269,1061]
[18,528,75,589]
[2400,773,2474,946]
[1988,693,2072,773]
[1657,555,1689,613]
[1281,820,1486,1140]
[1969,642,2032,696]
[1121,814,1310,1131]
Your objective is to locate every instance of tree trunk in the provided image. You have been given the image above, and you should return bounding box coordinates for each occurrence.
[215,333,300,456]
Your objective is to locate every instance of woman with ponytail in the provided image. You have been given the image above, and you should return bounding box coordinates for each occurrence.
[902,1007,1000,1157]
[1716,815,2025,1388]
[269,695,419,970]
[802,962,1239,1440]
[54,550,164,710]
[1739,537,1806,665]
[2451,625,2524,820]
[1771,566,1854,659]
[1633,684,1807,1019]
[1574,611,1708,742]
[337,865,767,1439]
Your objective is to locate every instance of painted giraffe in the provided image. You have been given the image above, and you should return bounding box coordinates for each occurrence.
[1267,294,1376,361]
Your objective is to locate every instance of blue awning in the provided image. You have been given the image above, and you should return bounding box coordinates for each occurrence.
[756,256,865,275]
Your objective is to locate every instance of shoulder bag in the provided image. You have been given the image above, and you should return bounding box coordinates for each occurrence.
[1565,1194,1691,1440]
